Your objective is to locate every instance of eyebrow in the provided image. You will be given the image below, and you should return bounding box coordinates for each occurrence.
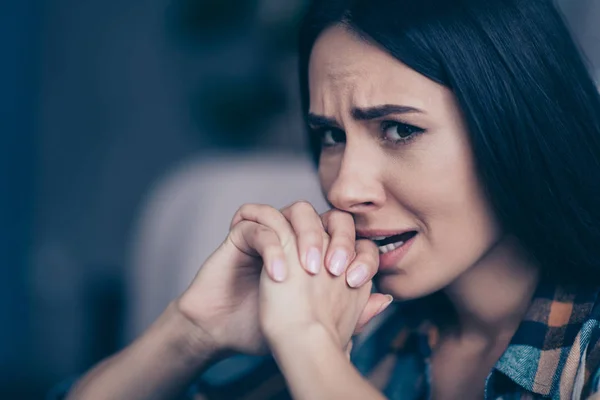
[307,104,423,127]
[352,104,423,120]
[306,114,340,128]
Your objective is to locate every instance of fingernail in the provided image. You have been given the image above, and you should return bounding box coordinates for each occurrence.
[347,265,368,288]
[329,250,348,276]
[306,247,321,274]
[272,259,286,282]
[376,295,394,315]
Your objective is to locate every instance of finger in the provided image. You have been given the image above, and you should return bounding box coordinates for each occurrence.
[281,201,326,275]
[354,294,394,334]
[230,204,296,250]
[228,220,287,282]
[345,340,354,361]
[321,210,356,277]
[346,239,380,288]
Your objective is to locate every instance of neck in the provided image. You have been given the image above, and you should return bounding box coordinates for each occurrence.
[443,236,540,340]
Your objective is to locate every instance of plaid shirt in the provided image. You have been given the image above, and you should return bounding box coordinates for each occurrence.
[50,281,600,400]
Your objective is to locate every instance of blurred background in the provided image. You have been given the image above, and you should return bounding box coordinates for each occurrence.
[2,0,599,398]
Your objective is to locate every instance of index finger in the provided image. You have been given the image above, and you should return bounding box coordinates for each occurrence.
[322,210,356,276]
[230,204,296,249]
[281,201,327,275]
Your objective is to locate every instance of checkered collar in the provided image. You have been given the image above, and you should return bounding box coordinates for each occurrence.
[391,282,600,398]
[493,282,600,397]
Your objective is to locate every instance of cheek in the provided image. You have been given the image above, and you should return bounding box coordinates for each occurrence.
[391,134,501,265]
[317,155,341,194]
[427,150,499,244]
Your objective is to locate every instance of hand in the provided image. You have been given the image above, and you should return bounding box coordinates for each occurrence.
[176,206,284,357]
[176,202,387,360]
[254,208,392,351]
[279,202,378,288]
[278,202,390,333]
[234,201,391,333]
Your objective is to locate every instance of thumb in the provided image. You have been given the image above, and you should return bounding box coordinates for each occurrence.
[354,294,394,334]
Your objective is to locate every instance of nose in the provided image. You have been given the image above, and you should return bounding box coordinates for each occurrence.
[326,143,386,213]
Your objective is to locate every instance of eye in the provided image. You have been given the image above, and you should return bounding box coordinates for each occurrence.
[381,121,425,144]
[318,128,346,147]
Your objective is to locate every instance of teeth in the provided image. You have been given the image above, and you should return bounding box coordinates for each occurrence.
[370,236,388,240]
[378,241,404,254]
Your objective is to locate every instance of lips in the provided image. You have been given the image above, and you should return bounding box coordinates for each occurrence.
[356,229,418,271]
[356,230,418,253]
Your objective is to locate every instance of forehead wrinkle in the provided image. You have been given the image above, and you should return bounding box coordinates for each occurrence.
[325,61,367,84]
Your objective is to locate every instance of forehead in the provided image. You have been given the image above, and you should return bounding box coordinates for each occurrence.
[308,25,447,111]
[309,25,393,82]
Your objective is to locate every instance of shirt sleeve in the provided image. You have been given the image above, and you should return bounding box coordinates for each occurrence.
[584,324,600,398]
[588,367,600,398]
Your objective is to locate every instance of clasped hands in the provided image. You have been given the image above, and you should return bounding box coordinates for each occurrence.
[177,201,392,363]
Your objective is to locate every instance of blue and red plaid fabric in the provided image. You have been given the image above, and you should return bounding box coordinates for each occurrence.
[186,281,600,400]
[50,281,600,400]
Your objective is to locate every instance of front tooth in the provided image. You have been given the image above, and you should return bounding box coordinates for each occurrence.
[378,241,406,254]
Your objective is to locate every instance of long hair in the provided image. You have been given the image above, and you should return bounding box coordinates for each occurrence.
[298,0,600,284]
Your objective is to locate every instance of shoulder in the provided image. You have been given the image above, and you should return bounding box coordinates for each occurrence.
[493,283,600,398]
[552,285,600,399]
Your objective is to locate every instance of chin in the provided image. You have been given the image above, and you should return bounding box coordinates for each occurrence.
[375,274,428,301]
[375,272,452,302]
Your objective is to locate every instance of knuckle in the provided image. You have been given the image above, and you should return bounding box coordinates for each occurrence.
[280,233,297,252]
[290,200,315,216]
[333,230,356,244]
[324,211,355,237]
[320,210,332,226]
[237,203,256,214]
[328,209,354,224]
[357,238,378,251]
[264,243,283,256]
[356,248,379,267]
[330,235,354,252]
[293,200,313,209]
[255,224,273,236]
[302,230,324,245]
[231,219,251,233]
[257,203,277,216]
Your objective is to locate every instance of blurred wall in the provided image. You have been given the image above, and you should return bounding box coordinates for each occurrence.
[0,0,39,397]
[30,0,307,392]
[32,0,199,384]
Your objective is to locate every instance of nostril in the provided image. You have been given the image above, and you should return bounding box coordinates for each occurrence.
[350,201,376,211]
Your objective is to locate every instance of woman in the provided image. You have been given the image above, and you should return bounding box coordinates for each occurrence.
[63,0,600,398]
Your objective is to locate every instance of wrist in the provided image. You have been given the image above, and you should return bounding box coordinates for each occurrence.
[266,320,344,354]
[269,324,378,400]
[164,299,223,368]
[268,322,342,362]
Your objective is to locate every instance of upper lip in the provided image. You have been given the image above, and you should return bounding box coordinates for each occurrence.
[355,228,417,240]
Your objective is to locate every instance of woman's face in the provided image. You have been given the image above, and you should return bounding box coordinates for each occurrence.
[310,26,503,299]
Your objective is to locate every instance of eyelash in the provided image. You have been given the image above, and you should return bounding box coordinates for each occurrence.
[311,120,426,148]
